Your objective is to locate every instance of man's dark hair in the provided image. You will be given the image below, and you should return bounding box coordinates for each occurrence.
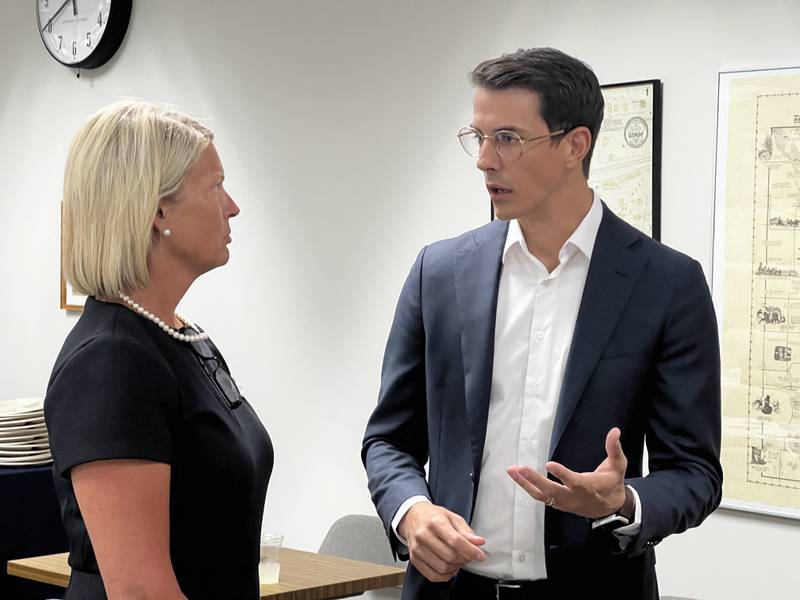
[469,47,604,177]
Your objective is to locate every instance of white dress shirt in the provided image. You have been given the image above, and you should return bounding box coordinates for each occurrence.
[392,192,641,579]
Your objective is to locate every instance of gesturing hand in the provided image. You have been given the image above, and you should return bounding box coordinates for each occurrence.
[507,427,628,519]
[398,502,486,582]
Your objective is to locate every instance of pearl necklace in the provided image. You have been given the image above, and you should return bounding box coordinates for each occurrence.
[119,292,209,343]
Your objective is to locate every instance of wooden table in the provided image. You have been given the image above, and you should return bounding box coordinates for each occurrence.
[7,547,405,600]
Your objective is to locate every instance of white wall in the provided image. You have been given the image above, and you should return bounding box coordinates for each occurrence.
[2,1,799,598]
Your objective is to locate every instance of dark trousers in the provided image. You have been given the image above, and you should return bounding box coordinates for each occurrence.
[451,570,553,599]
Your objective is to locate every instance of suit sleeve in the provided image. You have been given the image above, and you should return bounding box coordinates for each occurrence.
[361,247,432,558]
[625,259,723,555]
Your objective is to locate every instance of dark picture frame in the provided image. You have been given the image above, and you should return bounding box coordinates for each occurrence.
[490,79,662,241]
[589,79,662,239]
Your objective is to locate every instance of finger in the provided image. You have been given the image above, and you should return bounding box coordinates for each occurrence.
[412,553,459,583]
[412,542,463,577]
[448,516,487,562]
[509,466,575,511]
[412,521,475,568]
[509,465,568,496]
[447,513,486,545]
[507,466,549,501]
[544,461,580,486]
[605,427,626,465]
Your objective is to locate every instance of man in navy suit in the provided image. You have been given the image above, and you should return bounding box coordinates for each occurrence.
[362,47,721,599]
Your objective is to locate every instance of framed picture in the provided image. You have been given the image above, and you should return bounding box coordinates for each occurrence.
[60,277,86,312]
[60,203,86,312]
[588,79,662,239]
[712,66,800,519]
[489,79,662,238]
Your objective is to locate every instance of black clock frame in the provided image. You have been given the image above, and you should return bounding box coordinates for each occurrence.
[36,0,132,69]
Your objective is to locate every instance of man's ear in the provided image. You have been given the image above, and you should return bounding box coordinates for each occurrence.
[563,126,592,172]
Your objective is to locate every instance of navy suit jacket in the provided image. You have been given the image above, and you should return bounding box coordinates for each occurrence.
[362,204,722,599]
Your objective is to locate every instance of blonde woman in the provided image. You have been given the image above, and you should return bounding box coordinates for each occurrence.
[44,101,272,600]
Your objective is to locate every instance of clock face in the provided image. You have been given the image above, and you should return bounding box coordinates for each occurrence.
[36,0,130,69]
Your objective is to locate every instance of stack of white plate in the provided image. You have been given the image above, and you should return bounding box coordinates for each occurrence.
[0,397,52,467]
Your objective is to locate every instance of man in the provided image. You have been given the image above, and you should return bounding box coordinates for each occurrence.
[362,47,721,599]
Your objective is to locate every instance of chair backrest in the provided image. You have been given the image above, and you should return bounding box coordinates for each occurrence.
[318,514,398,567]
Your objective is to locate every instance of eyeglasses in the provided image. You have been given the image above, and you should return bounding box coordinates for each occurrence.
[457,126,566,161]
[186,330,243,409]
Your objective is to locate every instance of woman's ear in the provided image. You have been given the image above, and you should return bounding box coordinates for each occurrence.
[152,203,169,237]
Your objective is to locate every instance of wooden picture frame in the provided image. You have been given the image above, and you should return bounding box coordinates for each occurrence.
[60,203,85,312]
[712,66,800,520]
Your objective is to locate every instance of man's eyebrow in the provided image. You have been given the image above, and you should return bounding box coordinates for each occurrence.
[469,124,527,134]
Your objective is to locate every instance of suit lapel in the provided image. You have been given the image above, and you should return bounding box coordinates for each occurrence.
[452,221,508,477]
[548,206,649,458]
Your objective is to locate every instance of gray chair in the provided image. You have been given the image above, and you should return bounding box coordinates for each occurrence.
[319,518,699,599]
[319,515,402,599]
[318,514,399,567]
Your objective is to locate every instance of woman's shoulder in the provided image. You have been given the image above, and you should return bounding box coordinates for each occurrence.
[49,300,176,389]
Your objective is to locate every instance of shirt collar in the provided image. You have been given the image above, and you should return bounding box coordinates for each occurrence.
[502,190,603,265]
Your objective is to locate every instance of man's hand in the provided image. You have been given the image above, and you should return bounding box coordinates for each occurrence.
[507,427,628,519]
[398,502,486,582]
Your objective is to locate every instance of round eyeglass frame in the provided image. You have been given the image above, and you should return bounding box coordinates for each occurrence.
[456,126,566,161]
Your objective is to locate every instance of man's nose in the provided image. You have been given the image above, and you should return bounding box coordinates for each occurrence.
[475,137,500,172]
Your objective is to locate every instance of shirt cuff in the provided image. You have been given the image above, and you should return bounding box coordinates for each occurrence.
[613,485,642,546]
[391,496,431,547]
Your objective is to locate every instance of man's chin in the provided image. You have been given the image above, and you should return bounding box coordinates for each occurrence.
[491,203,518,222]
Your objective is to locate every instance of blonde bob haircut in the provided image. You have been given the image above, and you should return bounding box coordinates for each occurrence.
[62,100,213,299]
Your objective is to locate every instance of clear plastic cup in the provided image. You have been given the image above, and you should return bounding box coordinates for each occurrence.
[259,533,283,584]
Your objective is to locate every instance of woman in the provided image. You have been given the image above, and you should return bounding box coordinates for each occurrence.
[44,100,273,600]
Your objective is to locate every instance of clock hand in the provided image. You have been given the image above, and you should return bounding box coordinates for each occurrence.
[41,0,73,33]
[72,0,77,16]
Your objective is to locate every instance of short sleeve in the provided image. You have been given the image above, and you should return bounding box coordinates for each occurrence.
[44,335,179,477]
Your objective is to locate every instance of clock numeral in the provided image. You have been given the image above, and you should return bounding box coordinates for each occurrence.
[86,32,92,48]
[72,41,77,57]
[97,12,103,26]
[43,0,49,8]
[58,35,63,50]
[47,22,53,33]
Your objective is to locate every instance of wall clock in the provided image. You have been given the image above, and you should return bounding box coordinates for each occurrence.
[36,0,132,70]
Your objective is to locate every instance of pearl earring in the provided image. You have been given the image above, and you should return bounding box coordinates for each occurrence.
[163,228,172,237]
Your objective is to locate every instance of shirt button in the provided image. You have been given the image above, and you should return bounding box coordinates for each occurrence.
[517,552,526,563]
[535,384,543,395]
[535,330,545,340]
[523,440,536,453]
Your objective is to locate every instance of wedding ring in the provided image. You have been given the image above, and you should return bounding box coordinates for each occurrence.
[545,497,556,507]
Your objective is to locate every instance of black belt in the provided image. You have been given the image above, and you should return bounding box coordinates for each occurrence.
[453,569,552,599]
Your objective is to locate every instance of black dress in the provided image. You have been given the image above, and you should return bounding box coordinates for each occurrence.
[44,297,273,600]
